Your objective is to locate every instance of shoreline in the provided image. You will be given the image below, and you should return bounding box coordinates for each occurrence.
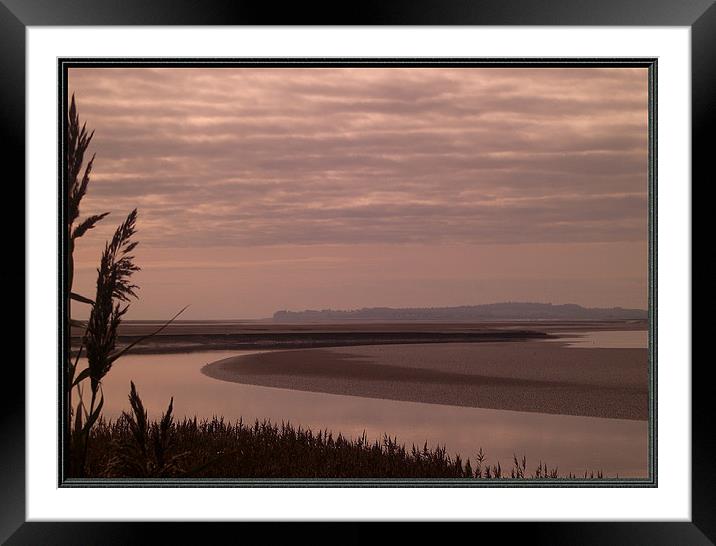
[70,319,647,356]
[71,329,552,356]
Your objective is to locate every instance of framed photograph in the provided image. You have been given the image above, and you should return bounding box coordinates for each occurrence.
[5,1,707,543]
[57,56,657,489]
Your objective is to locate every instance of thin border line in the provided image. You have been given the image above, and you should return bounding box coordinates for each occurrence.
[57,57,657,488]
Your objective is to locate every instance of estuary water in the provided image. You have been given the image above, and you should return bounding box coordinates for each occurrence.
[87,336,649,477]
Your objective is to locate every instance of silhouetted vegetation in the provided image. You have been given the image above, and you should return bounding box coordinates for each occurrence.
[65,96,185,477]
[80,385,604,480]
[66,93,140,477]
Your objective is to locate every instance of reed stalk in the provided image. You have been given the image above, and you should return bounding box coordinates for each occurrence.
[65,96,186,477]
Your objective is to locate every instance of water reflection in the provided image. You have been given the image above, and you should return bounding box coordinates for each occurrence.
[550,330,648,348]
[87,350,647,477]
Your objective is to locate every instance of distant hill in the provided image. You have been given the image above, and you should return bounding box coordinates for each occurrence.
[272,302,647,322]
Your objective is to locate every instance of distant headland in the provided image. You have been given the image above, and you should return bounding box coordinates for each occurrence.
[272,302,647,322]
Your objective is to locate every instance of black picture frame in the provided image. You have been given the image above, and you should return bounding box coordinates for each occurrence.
[2,1,707,543]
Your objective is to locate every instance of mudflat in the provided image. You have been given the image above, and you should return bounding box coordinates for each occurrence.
[202,341,648,421]
[70,319,647,354]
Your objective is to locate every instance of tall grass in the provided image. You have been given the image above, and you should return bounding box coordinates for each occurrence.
[65,96,186,477]
[86,416,603,479]
[65,93,122,476]
[82,386,602,480]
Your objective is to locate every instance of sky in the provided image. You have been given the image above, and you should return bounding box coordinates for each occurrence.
[69,67,649,320]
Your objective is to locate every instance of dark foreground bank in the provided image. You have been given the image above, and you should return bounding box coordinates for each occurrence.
[83,415,607,480]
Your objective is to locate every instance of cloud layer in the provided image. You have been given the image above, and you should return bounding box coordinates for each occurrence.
[69,67,648,248]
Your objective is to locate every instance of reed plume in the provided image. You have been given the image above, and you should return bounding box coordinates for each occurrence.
[66,94,109,302]
[65,96,187,477]
[85,209,140,394]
